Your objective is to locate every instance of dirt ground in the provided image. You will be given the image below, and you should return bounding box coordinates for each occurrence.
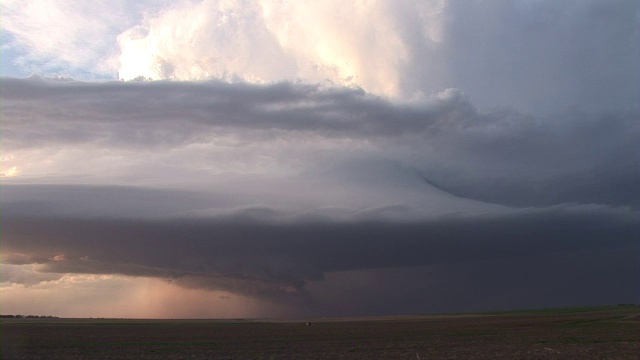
[1,306,638,359]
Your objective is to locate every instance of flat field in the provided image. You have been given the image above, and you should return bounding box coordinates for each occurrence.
[1,305,638,359]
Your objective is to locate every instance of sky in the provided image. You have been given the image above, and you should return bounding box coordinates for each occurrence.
[0,0,639,319]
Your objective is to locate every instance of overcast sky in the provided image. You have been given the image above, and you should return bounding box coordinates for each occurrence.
[1,0,638,319]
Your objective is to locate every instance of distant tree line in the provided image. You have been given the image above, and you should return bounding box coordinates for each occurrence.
[0,315,59,318]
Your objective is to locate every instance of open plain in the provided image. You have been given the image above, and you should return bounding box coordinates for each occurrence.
[1,306,638,359]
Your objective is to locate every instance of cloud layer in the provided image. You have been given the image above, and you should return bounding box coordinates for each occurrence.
[3,78,639,208]
[2,77,639,316]
[1,0,639,317]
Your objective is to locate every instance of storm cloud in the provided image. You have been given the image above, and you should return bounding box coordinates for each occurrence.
[1,0,639,317]
[2,77,639,315]
[2,78,639,208]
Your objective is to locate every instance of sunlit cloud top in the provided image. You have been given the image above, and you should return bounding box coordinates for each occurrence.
[3,0,638,112]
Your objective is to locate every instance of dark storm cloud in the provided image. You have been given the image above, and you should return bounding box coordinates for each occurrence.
[2,1,638,318]
[419,108,640,208]
[306,243,640,317]
[2,77,638,208]
[0,76,433,148]
[1,76,639,311]
[1,183,638,300]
